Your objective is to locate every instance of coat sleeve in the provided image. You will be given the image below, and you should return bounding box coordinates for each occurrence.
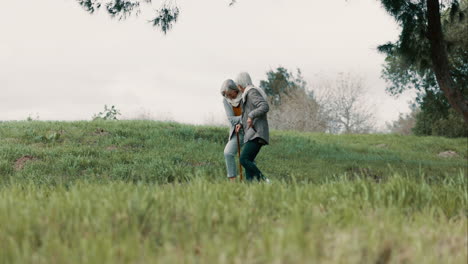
[247,89,269,119]
[223,98,241,126]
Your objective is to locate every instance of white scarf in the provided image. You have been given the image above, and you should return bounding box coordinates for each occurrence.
[242,85,267,101]
[226,92,243,107]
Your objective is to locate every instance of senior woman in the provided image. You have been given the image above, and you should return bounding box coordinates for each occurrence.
[220,79,244,181]
[234,72,270,182]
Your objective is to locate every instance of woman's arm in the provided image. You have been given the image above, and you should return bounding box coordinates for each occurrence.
[247,89,269,120]
[223,98,241,126]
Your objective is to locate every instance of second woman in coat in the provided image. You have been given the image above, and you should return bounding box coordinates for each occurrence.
[234,72,270,182]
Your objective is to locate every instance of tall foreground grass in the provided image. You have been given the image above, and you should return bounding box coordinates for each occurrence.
[0,121,466,263]
[0,176,466,264]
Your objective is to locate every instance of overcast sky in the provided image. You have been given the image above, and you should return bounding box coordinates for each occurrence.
[0,0,415,128]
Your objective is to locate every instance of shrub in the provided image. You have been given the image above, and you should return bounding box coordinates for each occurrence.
[92,105,121,121]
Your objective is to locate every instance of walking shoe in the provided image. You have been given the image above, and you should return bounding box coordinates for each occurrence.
[258,174,271,183]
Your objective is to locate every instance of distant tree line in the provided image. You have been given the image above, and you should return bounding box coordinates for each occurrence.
[259,67,376,134]
[75,0,467,136]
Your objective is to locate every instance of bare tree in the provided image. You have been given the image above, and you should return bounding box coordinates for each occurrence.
[268,89,327,132]
[386,105,419,135]
[315,73,376,134]
[260,67,327,132]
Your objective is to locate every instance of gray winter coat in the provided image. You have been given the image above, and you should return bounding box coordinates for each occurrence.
[242,88,270,144]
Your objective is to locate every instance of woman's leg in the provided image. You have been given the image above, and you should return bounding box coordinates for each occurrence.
[239,139,263,181]
[223,135,243,178]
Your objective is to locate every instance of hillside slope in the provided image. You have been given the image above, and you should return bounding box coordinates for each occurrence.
[0,121,466,263]
[0,120,466,184]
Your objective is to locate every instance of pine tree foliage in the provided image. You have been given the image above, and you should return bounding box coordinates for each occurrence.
[379,0,467,135]
[76,0,236,33]
[149,4,180,33]
[380,0,467,94]
[316,73,376,134]
[259,67,308,106]
[378,0,468,123]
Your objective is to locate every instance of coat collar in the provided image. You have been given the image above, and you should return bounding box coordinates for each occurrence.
[242,85,255,104]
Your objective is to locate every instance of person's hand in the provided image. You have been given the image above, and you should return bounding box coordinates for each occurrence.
[247,117,253,128]
[235,124,242,133]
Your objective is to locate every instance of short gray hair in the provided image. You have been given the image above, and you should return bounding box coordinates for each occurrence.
[235,72,253,88]
[220,79,239,97]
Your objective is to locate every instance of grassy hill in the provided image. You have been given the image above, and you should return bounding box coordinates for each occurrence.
[0,121,466,263]
[1,120,466,184]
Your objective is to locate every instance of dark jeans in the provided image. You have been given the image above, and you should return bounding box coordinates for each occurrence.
[240,138,265,181]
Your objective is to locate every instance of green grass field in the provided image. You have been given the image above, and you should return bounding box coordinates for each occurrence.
[0,121,466,263]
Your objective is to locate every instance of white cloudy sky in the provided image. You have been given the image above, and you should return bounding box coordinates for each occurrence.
[0,0,415,128]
